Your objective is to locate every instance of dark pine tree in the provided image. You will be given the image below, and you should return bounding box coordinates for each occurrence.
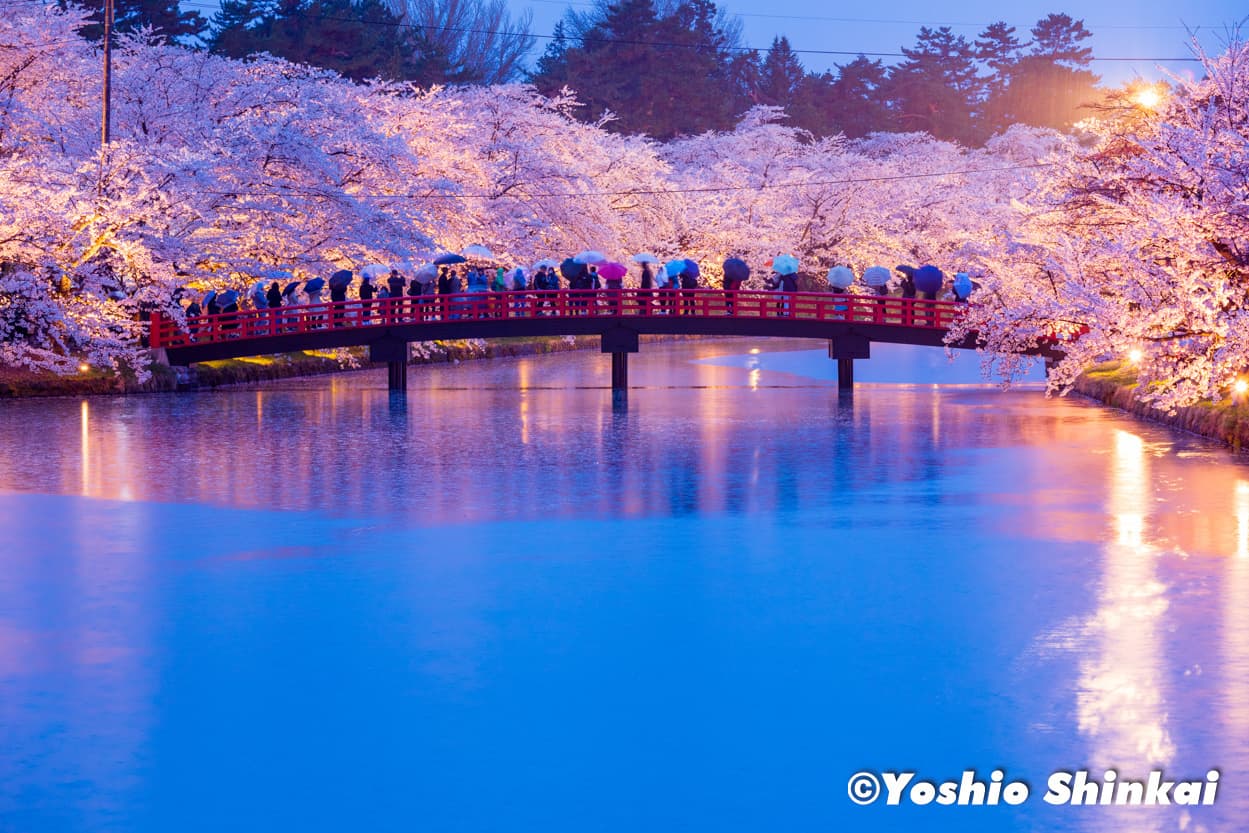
[208,0,450,85]
[530,0,746,139]
[975,21,1022,136]
[755,36,803,108]
[885,26,984,145]
[69,0,206,43]
[1005,14,1100,130]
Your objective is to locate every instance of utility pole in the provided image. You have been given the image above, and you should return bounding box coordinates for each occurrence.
[101,0,114,145]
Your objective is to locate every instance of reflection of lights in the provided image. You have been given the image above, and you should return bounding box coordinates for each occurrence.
[1127,349,1143,365]
[748,368,761,390]
[1076,428,1174,771]
[80,400,90,496]
[1237,481,1249,559]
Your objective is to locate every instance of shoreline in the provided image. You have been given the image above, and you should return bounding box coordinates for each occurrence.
[0,336,603,399]
[1073,361,1249,452]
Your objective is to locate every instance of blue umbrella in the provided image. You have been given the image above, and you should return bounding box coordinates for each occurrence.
[216,289,239,307]
[303,277,326,293]
[722,258,750,283]
[664,259,687,279]
[914,265,944,295]
[953,272,974,300]
[772,254,799,276]
[434,253,467,265]
[683,259,701,279]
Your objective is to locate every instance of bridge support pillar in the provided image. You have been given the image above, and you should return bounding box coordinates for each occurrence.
[829,336,870,391]
[611,352,628,391]
[837,358,854,390]
[602,327,639,393]
[387,360,408,392]
[370,338,409,392]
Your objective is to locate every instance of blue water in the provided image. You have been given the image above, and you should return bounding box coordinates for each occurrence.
[1,339,1246,832]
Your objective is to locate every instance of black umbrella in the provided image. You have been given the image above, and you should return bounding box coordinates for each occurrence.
[560,257,586,281]
[433,253,467,266]
[895,264,917,278]
[328,269,353,290]
[282,281,302,298]
[303,277,326,293]
[723,258,750,283]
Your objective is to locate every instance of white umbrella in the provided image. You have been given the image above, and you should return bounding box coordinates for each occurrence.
[631,253,660,264]
[361,263,391,280]
[863,266,891,287]
[414,263,439,280]
[462,245,495,260]
[532,258,560,270]
[574,250,607,264]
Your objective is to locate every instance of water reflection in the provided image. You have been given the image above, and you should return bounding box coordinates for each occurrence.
[1077,430,1173,782]
[4,340,1249,832]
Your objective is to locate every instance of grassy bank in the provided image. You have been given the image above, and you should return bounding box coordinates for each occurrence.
[1074,361,1249,451]
[0,336,601,398]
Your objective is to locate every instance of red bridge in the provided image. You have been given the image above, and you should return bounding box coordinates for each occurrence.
[150,289,975,391]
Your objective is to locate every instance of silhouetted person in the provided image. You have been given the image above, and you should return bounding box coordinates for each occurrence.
[266,281,282,309]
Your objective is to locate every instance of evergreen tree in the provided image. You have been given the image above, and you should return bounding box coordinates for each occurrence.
[1005,14,1099,130]
[208,0,449,85]
[787,57,890,138]
[530,0,745,138]
[975,21,1021,135]
[69,0,206,43]
[885,26,984,144]
[755,36,803,108]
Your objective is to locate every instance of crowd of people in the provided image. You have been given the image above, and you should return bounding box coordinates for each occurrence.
[181,255,978,327]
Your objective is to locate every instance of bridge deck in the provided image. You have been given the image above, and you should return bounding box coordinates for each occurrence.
[152,289,970,365]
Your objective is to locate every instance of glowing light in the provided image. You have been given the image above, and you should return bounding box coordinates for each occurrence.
[1235,379,1248,396]
[78,362,90,373]
[1127,349,1143,364]
[1132,87,1163,110]
[748,348,761,354]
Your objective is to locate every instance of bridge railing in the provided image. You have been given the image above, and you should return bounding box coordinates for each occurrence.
[150,289,963,350]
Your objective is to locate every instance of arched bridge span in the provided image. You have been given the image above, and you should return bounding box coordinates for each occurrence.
[150,289,983,391]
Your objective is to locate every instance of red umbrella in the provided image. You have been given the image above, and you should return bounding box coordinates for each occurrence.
[598,261,628,281]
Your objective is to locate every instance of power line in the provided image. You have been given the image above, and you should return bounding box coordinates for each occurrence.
[208,161,1057,201]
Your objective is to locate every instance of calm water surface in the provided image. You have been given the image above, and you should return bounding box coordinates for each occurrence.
[1,339,1247,833]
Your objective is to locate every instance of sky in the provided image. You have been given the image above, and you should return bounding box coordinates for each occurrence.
[513,0,1247,85]
[181,0,1249,86]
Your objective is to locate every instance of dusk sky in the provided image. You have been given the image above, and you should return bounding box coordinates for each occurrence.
[515,0,1246,84]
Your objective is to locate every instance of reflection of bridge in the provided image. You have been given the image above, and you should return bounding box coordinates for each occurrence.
[150,289,976,391]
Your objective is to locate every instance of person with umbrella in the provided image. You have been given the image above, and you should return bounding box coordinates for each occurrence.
[385,270,406,323]
[952,272,975,303]
[217,289,241,333]
[205,290,221,317]
[895,265,918,299]
[679,259,701,315]
[722,257,749,314]
[358,272,376,323]
[266,281,282,310]
[328,269,352,327]
[250,281,269,310]
[639,261,656,315]
[303,277,326,328]
[771,255,799,316]
[561,258,588,315]
[185,295,203,340]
